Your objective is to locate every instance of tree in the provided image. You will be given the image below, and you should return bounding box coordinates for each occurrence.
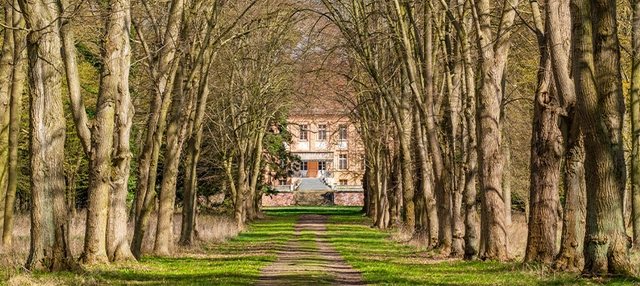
[525,0,562,264]
[471,0,521,261]
[60,0,135,263]
[104,0,135,262]
[130,0,185,259]
[1,0,26,250]
[572,0,631,276]
[19,0,78,271]
[631,0,640,250]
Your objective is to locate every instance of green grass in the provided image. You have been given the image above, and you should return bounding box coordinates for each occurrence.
[322,208,640,285]
[8,212,298,285]
[6,206,640,285]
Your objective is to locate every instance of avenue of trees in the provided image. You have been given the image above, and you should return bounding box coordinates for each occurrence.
[0,0,637,279]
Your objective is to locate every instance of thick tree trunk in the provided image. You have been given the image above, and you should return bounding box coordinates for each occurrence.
[472,0,519,261]
[554,122,586,271]
[104,0,135,262]
[572,0,631,275]
[82,57,116,265]
[20,0,78,270]
[525,35,561,264]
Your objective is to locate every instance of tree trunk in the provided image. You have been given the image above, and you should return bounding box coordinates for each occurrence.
[0,2,16,244]
[2,1,25,249]
[179,76,211,246]
[572,0,631,275]
[463,49,478,260]
[20,0,78,270]
[235,148,247,229]
[554,121,586,271]
[247,131,265,221]
[631,0,640,250]
[414,109,438,247]
[502,129,512,227]
[105,0,135,262]
[525,30,561,263]
[472,0,520,261]
[131,0,184,259]
[154,61,193,256]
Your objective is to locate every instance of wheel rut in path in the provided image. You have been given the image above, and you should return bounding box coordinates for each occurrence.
[257,214,364,286]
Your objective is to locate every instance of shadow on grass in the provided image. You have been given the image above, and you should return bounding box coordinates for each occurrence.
[262,206,364,216]
[97,254,275,285]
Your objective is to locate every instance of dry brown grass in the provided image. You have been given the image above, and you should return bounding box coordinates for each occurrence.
[389,211,531,260]
[0,209,239,279]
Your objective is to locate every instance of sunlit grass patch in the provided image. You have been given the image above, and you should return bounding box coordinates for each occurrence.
[325,213,640,285]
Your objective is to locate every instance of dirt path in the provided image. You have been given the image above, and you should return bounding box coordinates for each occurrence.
[257,214,365,286]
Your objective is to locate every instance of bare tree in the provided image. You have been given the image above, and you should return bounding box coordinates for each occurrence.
[19,0,78,271]
[631,0,640,250]
[572,0,631,276]
[471,0,521,261]
[1,0,26,250]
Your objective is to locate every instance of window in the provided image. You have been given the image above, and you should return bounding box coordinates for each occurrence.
[338,154,348,170]
[319,161,326,171]
[339,125,347,140]
[360,155,366,170]
[300,161,308,170]
[339,179,348,186]
[318,124,327,140]
[279,179,287,186]
[300,124,308,140]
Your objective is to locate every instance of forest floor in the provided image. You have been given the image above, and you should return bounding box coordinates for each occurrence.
[3,206,640,285]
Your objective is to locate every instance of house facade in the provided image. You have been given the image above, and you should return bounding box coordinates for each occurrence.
[285,109,364,189]
[263,108,365,207]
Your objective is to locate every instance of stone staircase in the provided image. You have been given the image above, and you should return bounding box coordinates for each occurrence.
[295,178,333,206]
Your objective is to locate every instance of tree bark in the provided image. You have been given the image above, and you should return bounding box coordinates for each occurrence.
[179,66,212,246]
[105,0,135,262]
[131,0,184,259]
[572,0,631,275]
[2,0,25,249]
[20,0,78,270]
[154,61,193,256]
[525,31,561,264]
[631,0,640,249]
[472,0,520,261]
[554,120,586,271]
[0,2,16,243]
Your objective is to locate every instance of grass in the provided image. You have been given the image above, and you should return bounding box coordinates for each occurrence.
[4,212,297,285]
[3,206,640,285]
[323,208,640,285]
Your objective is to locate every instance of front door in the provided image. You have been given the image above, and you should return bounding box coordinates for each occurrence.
[308,161,318,178]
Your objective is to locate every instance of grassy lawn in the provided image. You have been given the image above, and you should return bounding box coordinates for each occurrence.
[5,206,640,285]
[6,211,299,285]
[323,207,640,285]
